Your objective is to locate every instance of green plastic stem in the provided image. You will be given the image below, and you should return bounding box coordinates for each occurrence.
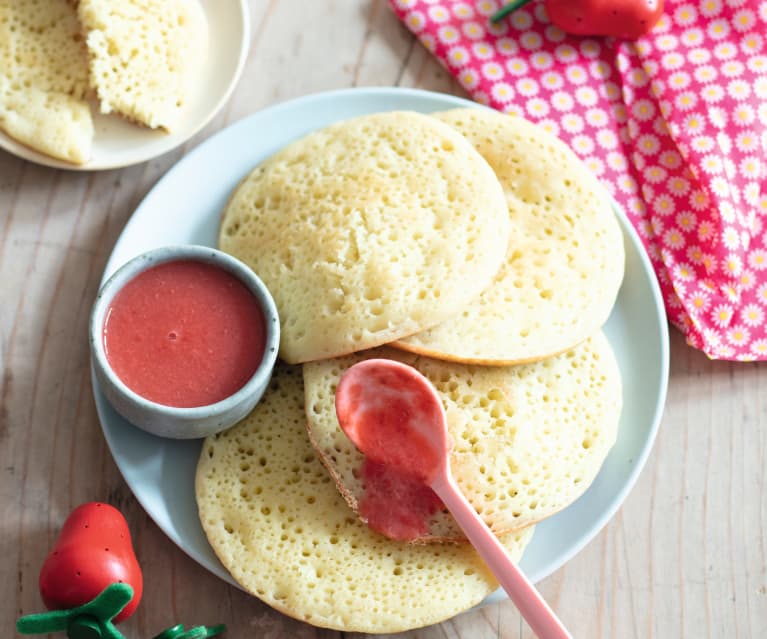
[490,0,534,23]
[67,617,103,639]
[16,583,132,639]
[152,625,185,639]
[152,624,227,639]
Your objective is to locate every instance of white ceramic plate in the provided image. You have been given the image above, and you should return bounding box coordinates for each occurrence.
[93,87,670,604]
[0,0,249,171]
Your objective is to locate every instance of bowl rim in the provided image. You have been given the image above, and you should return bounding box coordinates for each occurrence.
[89,244,280,419]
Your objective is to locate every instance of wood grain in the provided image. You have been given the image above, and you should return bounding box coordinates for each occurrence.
[2,1,765,637]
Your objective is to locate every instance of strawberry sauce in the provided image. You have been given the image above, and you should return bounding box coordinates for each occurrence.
[358,459,444,541]
[103,260,265,408]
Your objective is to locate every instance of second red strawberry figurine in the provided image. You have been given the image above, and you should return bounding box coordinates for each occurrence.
[39,502,144,623]
[492,0,665,40]
[17,502,226,639]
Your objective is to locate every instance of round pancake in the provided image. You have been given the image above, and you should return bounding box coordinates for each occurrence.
[394,109,625,364]
[196,365,534,634]
[218,111,510,364]
[303,333,622,542]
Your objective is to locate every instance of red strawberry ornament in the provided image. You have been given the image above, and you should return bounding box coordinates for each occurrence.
[492,0,665,40]
[17,502,226,639]
[39,502,143,622]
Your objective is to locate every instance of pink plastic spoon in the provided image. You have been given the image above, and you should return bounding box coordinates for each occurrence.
[335,358,572,639]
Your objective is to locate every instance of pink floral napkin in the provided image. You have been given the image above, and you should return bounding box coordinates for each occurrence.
[390,0,767,360]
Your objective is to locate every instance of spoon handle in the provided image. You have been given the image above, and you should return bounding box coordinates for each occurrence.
[432,473,573,639]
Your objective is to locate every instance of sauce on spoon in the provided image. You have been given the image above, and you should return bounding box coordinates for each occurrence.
[336,360,447,482]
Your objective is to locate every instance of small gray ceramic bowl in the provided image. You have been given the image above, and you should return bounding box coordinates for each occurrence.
[90,245,280,439]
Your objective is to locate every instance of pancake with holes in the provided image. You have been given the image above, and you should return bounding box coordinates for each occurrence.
[394,108,625,365]
[77,0,208,131]
[303,333,622,542]
[195,365,534,633]
[218,111,510,364]
[0,0,94,163]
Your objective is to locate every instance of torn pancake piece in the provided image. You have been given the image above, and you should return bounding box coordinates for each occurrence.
[77,0,208,131]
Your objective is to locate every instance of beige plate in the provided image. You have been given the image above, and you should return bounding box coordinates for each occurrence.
[0,0,250,171]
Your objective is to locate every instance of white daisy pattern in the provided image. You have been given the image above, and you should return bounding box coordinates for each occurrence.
[749,249,767,270]
[490,82,515,103]
[585,107,609,127]
[526,97,550,117]
[551,91,574,111]
[675,262,697,281]
[757,282,767,305]
[576,86,598,107]
[742,303,764,326]
[676,5,699,26]
[447,46,470,67]
[530,51,553,69]
[690,289,711,314]
[722,60,746,77]
[664,227,687,249]
[481,61,504,80]
[540,71,564,90]
[655,194,677,216]
[390,0,767,360]
[561,113,585,134]
[727,325,751,345]
[712,303,734,327]
[472,42,495,60]
[505,57,529,75]
[516,77,539,96]
[676,210,698,232]
[571,134,595,155]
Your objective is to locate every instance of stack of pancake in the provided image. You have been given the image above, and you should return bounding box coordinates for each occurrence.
[0,0,207,164]
[195,108,625,633]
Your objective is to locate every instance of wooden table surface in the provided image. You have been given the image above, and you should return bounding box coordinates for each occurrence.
[2,1,766,637]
